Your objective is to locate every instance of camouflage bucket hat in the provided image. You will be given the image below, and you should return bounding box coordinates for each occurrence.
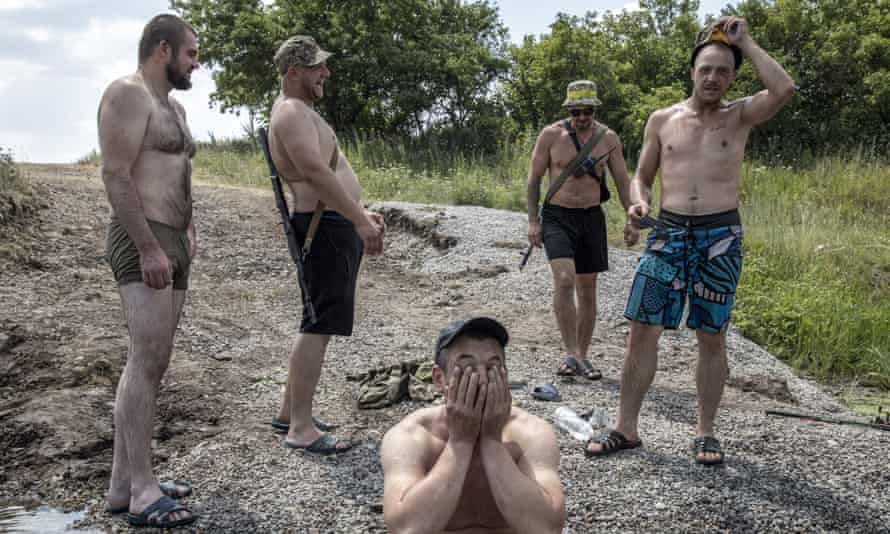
[274,35,333,74]
[691,22,742,70]
[562,80,602,108]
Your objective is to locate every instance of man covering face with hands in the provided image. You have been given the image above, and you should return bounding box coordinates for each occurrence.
[381,317,565,534]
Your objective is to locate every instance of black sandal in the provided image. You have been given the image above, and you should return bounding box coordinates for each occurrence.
[576,358,602,380]
[693,436,725,465]
[585,429,642,457]
[127,495,196,528]
[556,356,580,376]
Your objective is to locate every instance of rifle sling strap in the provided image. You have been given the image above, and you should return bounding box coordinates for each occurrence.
[543,123,608,205]
[302,146,338,257]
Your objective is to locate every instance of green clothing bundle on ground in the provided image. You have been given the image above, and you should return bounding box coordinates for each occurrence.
[347,361,438,409]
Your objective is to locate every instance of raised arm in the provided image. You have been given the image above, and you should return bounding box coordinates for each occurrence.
[526,127,556,247]
[98,80,170,289]
[722,17,795,126]
[604,130,633,212]
[480,367,565,534]
[382,368,484,534]
[271,102,382,254]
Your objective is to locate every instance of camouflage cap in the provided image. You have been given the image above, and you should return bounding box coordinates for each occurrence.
[274,35,332,74]
[561,80,602,108]
[691,22,742,70]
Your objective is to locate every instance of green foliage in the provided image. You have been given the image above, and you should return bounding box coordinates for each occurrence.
[172,0,510,149]
[0,147,20,192]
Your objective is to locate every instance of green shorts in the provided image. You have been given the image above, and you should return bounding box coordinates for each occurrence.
[106,220,191,290]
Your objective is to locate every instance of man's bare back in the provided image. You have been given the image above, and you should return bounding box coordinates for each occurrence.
[269,97,362,213]
[649,99,751,215]
[98,72,194,229]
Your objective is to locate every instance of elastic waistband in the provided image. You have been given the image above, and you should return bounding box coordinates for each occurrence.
[542,203,602,214]
[110,219,187,233]
[658,208,740,229]
[291,210,352,225]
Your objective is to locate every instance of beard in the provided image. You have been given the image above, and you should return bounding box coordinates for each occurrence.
[166,58,192,91]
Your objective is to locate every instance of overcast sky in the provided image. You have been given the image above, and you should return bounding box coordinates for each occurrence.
[1,0,734,163]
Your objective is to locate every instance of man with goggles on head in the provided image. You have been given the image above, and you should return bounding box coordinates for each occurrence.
[587,17,794,465]
[526,80,634,383]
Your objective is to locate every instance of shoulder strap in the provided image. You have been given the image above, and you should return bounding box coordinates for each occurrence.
[301,146,337,257]
[564,120,582,151]
[544,124,608,205]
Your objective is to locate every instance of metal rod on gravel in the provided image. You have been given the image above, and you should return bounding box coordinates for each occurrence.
[765,409,890,431]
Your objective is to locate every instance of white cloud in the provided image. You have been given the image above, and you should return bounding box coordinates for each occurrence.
[0,59,48,93]
[23,26,52,42]
[622,2,642,12]
[0,0,47,11]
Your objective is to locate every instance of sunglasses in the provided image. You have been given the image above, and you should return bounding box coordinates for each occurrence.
[570,108,595,117]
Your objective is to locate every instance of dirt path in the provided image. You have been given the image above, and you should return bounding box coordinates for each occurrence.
[1,165,888,533]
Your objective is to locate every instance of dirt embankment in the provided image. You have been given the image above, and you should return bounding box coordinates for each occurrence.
[1,165,888,533]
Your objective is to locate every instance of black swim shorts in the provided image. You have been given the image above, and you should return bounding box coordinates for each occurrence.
[541,203,608,274]
[291,210,364,336]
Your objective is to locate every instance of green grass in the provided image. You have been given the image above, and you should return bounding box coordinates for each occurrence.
[80,137,890,389]
[0,146,21,193]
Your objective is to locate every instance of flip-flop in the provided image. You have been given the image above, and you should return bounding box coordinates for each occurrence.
[284,433,353,455]
[126,495,196,528]
[105,480,193,515]
[529,383,562,402]
[269,417,339,433]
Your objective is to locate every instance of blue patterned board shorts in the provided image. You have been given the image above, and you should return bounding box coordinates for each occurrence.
[624,209,743,334]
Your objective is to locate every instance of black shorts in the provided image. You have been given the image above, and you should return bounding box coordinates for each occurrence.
[541,203,608,274]
[290,210,364,336]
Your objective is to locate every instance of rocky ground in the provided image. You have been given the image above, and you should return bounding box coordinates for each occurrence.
[1,165,888,533]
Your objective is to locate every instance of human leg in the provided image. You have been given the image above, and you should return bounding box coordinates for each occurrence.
[112,284,192,522]
[550,258,579,367]
[694,329,728,464]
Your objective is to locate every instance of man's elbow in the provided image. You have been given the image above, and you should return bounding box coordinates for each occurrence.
[776,81,795,106]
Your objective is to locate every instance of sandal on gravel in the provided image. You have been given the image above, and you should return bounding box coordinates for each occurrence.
[269,417,339,433]
[284,433,353,455]
[126,495,196,528]
[105,480,193,515]
[556,356,581,376]
[576,358,602,381]
[585,430,642,458]
[693,436,725,465]
[529,382,562,402]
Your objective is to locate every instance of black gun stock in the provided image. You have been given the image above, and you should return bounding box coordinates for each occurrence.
[257,127,317,324]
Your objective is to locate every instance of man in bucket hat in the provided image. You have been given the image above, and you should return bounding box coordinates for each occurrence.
[266,35,385,454]
[587,17,794,465]
[526,80,634,383]
[381,317,565,534]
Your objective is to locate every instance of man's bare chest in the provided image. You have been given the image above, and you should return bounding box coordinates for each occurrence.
[660,114,745,159]
[145,103,195,157]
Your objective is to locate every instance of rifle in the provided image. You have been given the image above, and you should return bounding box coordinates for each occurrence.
[257,127,317,324]
[765,409,890,432]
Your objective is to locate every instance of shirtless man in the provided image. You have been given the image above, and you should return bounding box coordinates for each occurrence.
[587,17,794,464]
[526,80,633,382]
[98,14,199,528]
[267,35,385,454]
[381,317,565,534]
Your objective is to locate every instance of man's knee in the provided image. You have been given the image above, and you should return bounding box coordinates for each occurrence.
[696,329,727,355]
[628,321,663,348]
[576,274,597,300]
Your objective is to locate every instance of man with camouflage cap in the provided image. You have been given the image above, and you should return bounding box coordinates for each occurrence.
[266,35,385,454]
[526,79,634,383]
[587,17,794,465]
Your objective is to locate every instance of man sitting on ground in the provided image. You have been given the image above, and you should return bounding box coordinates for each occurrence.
[381,317,565,534]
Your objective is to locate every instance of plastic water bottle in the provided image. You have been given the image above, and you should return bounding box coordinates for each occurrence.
[554,407,594,441]
[585,407,610,428]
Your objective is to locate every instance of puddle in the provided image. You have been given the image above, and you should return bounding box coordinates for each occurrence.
[0,506,105,533]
